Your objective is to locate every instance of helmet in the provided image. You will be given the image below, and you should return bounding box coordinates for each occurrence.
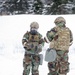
[54,17,66,24]
[30,22,39,29]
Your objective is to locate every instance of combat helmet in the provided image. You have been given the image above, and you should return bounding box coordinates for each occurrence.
[30,22,39,29]
[54,17,66,24]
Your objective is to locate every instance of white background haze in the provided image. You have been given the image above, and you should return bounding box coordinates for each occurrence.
[0,15,75,75]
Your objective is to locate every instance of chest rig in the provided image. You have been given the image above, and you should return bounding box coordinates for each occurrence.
[28,33,40,42]
[25,32,40,53]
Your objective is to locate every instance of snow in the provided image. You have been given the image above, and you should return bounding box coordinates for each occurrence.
[0,15,75,75]
[0,53,23,75]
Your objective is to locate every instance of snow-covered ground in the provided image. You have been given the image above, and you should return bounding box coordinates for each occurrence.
[0,15,75,75]
[0,48,75,75]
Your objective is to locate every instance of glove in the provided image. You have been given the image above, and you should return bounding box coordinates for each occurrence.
[37,44,42,53]
[47,48,51,52]
[38,44,42,48]
[23,42,26,48]
[23,43,31,50]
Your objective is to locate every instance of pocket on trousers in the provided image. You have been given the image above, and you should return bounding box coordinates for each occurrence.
[59,62,70,74]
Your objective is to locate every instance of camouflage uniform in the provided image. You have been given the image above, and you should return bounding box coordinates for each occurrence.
[22,22,44,75]
[46,17,73,75]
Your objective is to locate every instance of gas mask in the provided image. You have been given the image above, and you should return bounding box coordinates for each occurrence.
[30,28,38,35]
[55,21,65,27]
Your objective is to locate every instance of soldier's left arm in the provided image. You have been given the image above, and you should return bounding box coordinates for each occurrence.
[46,27,57,42]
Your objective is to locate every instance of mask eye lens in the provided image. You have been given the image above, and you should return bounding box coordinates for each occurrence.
[55,22,58,25]
[55,21,63,25]
[31,28,37,31]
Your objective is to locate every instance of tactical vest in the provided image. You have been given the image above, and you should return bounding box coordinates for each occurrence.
[28,33,40,42]
[25,32,41,52]
[50,26,70,50]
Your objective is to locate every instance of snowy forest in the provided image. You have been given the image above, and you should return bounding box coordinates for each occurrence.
[0,0,75,15]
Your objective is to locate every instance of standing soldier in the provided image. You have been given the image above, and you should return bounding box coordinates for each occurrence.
[22,22,44,75]
[45,17,73,75]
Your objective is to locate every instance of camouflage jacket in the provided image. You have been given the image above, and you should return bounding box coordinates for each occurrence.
[46,26,73,50]
[22,31,44,54]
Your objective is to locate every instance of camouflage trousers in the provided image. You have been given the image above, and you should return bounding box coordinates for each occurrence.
[48,50,69,75]
[23,53,40,75]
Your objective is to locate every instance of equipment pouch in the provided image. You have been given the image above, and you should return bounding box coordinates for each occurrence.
[39,54,43,65]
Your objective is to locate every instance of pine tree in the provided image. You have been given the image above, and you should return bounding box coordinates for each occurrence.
[33,0,43,14]
[49,0,68,14]
[0,0,75,15]
[26,0,34,14]
[1,0,29,14]
[0,0,43,14]
[45,0,75,14]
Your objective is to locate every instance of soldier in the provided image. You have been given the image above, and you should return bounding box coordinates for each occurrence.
[45,17,73,75]
[22,22,44,75]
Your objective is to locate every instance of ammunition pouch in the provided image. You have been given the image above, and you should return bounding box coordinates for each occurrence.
[37,44,42,53]
[25,42,42,54]
[39,54,43,65]
[25,42,38,50]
